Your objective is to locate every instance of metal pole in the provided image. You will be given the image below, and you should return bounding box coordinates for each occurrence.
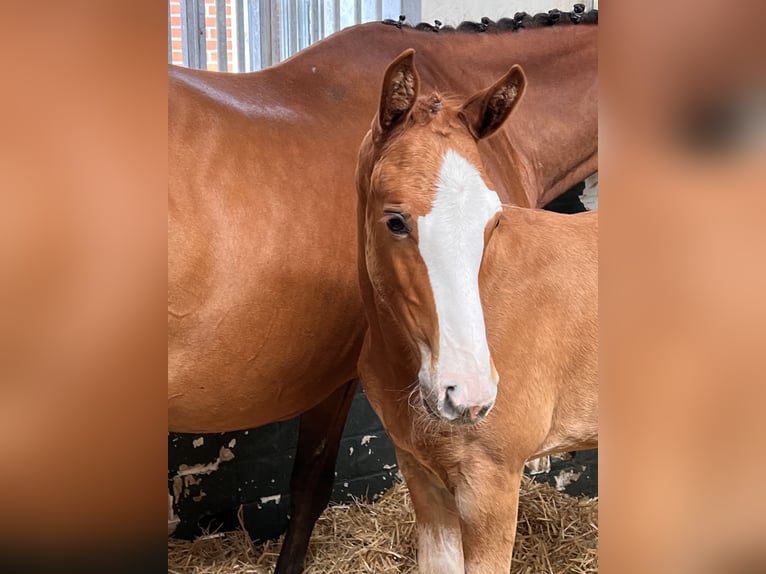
[216,0,228,71]
[235,0,245,71]
[182,0,207,69]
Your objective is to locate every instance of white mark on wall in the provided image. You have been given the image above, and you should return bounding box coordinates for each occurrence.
[260,494,281,505]
[361,435,377,446]
[192,437,204,448]
[175,446,235,479]
[228,438,237,448]
[349,446,354,456]
[525,455,551,475]
[554,469,582,491]
[383,464,397,470]
[581,172,599,210]
[168,493,180,536]
[171,453,221,511]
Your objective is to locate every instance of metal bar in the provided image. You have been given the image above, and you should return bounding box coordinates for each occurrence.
[323,0,334,36]
[271,0,282,65]
[334,0,340,32]
[182,0,206,69]
[216,0,228,71]
[196,0,207,70]
[376,0,382,22]
[316,0,324,40]
[289,0,299,58]
[256,0,271,68]
[181,0,207,70]
[235,0,245,71]
[354,0,361,24]
[247,0,259,70]
[276,0,283,64]
[180,0,190,67]
[295,0,305,51]
[309,0,320,46]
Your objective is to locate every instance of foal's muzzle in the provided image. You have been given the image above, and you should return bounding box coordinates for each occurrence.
[421,379,497,425]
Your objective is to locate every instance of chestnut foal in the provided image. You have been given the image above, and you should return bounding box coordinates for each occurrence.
[355,50,598,573]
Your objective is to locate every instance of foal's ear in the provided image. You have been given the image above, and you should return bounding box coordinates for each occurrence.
[376,49,420,136]
[459,65,526,140]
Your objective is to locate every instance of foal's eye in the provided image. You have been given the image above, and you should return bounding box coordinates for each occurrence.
[386,214,409,236]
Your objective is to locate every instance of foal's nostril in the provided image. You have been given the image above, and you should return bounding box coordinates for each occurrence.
[468,405,482,421]
[442,385,460,418]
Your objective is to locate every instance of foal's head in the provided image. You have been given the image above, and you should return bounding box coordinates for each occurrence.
[356,49,526,425]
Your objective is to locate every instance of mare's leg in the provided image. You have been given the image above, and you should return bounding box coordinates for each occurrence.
[273,379,357,574]
[456,466,523,574]
[397,449,465,574]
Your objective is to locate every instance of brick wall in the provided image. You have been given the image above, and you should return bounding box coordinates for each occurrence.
[169,1,183,65]
[169,0,236,71]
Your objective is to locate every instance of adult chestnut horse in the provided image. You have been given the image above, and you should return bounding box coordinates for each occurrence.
[355,50,597,572]
[169,10,596,573]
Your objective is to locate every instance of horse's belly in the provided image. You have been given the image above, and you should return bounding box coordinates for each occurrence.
[168,223,364,432]
[168,293,364,432]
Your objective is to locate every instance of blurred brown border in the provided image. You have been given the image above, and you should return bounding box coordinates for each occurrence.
[0,1,167,571]
[601,1,766,573]
[1,1,764,572]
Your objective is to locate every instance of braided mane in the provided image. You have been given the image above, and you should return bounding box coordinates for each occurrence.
[383,4,597,33]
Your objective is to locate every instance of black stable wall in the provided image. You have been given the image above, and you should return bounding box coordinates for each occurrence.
[169,386,597,542]
[169,386,399,541]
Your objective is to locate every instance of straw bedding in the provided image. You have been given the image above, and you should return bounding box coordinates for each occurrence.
[168,475,597,573]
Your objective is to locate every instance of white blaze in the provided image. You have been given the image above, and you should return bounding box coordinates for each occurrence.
[417,149,501,402]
